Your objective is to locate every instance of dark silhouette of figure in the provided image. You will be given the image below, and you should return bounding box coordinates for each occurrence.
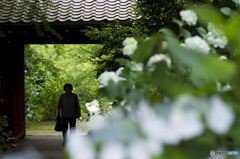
[57,83,81,146]
[86,113,90,122]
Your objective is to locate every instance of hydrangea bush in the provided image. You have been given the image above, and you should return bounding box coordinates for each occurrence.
[64,4,240,159]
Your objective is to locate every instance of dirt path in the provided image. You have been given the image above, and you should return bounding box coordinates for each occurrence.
[5,122,91,159]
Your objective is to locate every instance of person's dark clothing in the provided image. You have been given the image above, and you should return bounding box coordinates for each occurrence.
[58,93,80,118]
[62,117,76,143]
[57,93,80,143]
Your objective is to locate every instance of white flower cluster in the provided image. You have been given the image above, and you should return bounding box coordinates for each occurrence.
[89,115,105,130]
[122,37,138,55]
[180,10,197,26]
[147,54,171,69]
[206,23,228,48]
[130,61,143,72]
[97,67,125,88]
[216,81,232,92]
[66,95,235,159]
[161,41,168,49]
[206,96,235,134]
[183,36,210,54]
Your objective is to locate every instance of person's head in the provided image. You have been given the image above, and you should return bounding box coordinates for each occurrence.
[64,83,73,94]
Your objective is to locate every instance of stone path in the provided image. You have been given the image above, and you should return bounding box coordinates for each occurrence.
[5,122,91,159]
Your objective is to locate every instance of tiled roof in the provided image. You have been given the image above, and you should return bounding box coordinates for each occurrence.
[0,0,136,24]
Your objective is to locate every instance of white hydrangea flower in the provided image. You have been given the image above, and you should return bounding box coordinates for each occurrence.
[180,43,186,48]
[169,109,204,140]
[130,61,143,71]
[123,44,138,55]
[122,37,138,55]
[116,67,124,76]
[147,54,171,68]
[98,71,119,88]
[162,41,168,49]
[219,55,227,60]
[206,96,235,134]
[89,115,105,130]
[137,101,179,145]
[123,37,138,46]
[128,139,162,159]
[99,142,126,159]
[207,23,228,48]
[222,83,232,92]
[184,36,210,54]
[180,10,197,26]
[67,135,95,159]
[137,97,204,146]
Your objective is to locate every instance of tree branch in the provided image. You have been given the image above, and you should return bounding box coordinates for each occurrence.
[79,46,96,54]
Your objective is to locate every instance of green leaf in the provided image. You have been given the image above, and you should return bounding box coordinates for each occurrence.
[182,29,191,39]
[159,28,175,36]
[220,7,232,16]
[166,36,236,82]
[197,27,207,39]
[130,36,157,63]
[193,7,225,26]
[173,18,184,28]
[232,0,240,5]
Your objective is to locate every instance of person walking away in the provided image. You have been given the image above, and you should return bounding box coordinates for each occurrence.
[86,114,90,122]
[57,83,81,146]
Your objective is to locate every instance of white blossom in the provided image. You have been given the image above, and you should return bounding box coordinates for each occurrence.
[169,109,204,140]
[123,44,137,55]
[137,96,204,146]
[98,71,119,88]
[222,83,232,92]
[206,96,235,134]
[122,37,138,55]
[67,135,95,159]
[99,142,126,159]
[219,56,227,60]
[147,54,171,68]
[89,115,105,130]
[184,36,210,54]
[180,10,197,26]
[128,139,162,159]
[116,67,124,76]
[123,37,138,46]
[162,41,168,49]
[130,61,143,71]
[207,23,228,49]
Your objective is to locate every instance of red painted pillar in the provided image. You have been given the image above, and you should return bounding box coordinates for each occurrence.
[1,41,26,139]
[0,42,9,117]
[11,42,25,139]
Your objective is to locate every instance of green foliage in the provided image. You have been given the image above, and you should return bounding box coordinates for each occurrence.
[82,0,239,75]
[0,115,16,157]
[83,21,146,75]
[94,2,240,158]
[25,44,107,121]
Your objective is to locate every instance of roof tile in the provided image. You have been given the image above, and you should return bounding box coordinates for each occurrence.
[0,0,136,23]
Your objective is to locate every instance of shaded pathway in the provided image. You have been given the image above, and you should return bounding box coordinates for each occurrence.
[6,122,91,159]
[10,135,66,159]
